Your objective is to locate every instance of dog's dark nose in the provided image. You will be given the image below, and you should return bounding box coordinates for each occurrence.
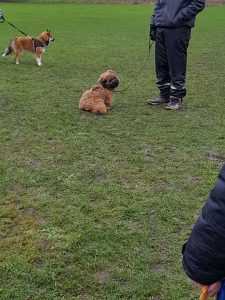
[112,79,119,86]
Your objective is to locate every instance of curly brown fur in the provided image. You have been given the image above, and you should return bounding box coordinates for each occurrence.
[79,70,119,115]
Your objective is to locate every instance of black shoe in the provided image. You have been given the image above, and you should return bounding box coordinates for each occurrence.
[148,95,170,106]
[165,96,182,110]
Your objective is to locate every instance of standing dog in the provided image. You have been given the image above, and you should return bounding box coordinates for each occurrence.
[79,70,120,115]
[2,30,54,66]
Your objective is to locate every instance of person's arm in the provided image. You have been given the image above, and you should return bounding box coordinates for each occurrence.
[149,5,156,41]
[150,0,157,28]
[174,0,205,24]
[182,164,225,285]
[150,11,156,29]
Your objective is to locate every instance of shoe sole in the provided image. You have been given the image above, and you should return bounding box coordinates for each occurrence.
[165,106,182,110]
[148,101,170,106]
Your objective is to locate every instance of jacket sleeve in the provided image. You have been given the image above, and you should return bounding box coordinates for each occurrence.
[182,164,225,285]
[174,0,205,24]
[150,4,156,29]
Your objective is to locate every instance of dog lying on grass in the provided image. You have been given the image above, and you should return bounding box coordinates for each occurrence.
[2,29,54,66]
[79,70,120,115]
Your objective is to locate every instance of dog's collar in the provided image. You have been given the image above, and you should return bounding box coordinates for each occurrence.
[103,86,114,91]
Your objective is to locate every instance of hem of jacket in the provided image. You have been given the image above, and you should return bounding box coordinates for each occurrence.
[155,24,193,29]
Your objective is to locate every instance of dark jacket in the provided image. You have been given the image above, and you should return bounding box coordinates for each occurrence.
[150,0,206,29]
[182,164,225,285]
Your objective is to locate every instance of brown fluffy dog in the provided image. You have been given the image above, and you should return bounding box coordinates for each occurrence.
[2,30,55,66]
[79,70,120,115]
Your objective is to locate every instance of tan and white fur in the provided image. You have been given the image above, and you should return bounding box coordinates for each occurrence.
[2,30,54,66]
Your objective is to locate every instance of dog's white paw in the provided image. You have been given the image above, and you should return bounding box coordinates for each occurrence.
[36,58,42,66]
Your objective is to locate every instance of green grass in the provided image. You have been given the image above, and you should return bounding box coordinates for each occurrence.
[0,3,225,299]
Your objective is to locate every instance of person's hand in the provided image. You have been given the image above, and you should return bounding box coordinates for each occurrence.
[149,25,156,41]
[0,10,4,22]
[195,281,221,298]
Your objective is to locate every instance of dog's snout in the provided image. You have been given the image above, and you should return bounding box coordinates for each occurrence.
[112,79,119,87]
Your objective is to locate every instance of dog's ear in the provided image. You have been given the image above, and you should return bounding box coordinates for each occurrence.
[97,76,105,84]
[98,79,108,89]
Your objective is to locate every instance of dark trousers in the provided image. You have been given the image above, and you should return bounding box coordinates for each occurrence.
[155,27,191,99]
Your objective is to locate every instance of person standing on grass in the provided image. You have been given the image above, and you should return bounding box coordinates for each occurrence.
[148,0,205,111]
[182,164,225,298]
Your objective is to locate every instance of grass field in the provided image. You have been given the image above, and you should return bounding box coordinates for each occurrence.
[0,3,225,300]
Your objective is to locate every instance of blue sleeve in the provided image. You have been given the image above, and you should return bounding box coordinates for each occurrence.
[150,4,156,29]
[182,164,225,285]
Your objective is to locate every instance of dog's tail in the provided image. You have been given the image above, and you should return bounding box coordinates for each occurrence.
[2,40,14,57]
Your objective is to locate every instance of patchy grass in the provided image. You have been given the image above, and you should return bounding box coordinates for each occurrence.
[3,0,225,4]
[0,3,225,300]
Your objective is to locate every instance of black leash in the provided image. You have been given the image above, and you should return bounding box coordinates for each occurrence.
[0,10,28,36]
[74,39,154,94]
[115,38,154,93]
[4,18,28,36]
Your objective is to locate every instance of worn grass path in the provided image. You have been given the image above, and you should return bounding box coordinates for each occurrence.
[0,3,225,299]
